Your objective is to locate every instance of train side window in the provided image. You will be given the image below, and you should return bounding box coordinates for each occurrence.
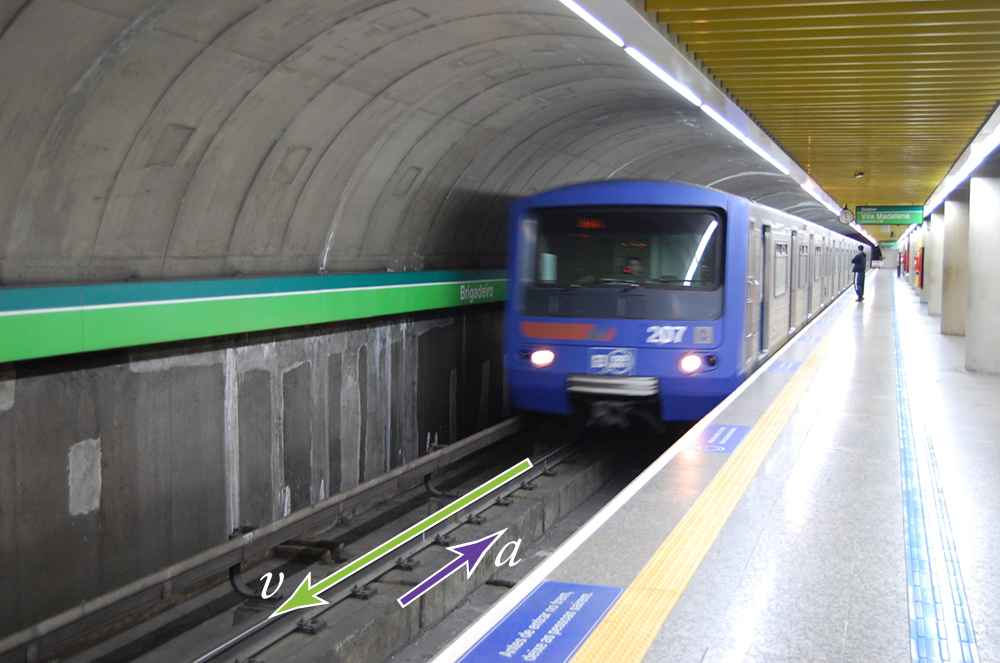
[813,246,822,281]
[774,242,789,297]
[798,244,809,287]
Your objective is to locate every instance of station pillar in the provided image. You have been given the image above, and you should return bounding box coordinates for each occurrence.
[918,221,932,304]
[967,177,1000,374]
[906,233,918,289]
[911,229,922,290]
[941,199,969,336]
[926,212,944,315]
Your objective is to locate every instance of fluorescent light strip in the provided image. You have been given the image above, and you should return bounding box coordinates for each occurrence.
[701,105,790,175]
[800,179,842,217]
[622,44,797,181]
[925,125,1000,213]
[853,224,876,245]
[557,0,624,47]
[846,220,877,245]
[624,46,702,106]
[900,219,922,243]
[684,220,718,284]
[556,3,837,213]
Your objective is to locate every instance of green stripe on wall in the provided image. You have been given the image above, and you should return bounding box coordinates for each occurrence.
[0,274,506,364]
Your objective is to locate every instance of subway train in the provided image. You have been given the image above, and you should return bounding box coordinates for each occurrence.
[502,180,867,424]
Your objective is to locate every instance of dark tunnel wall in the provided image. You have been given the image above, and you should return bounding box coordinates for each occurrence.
[0,0,831,287]
[0,305,505,637]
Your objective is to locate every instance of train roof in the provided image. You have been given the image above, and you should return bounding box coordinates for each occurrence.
[512,180,735,211]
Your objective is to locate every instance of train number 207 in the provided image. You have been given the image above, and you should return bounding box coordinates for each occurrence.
[646,325,687,344]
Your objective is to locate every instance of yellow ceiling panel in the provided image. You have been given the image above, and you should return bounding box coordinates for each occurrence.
[646,0,1000,216]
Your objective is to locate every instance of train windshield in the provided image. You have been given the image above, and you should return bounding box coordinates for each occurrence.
[521,206,725,320]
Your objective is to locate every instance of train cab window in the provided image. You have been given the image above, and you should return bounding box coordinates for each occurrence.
[813,246,822,281]
[522,205,726,320]
[774,242,789,297]
[798,244,809,287]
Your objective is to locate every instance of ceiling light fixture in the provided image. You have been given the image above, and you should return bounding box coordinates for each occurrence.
[925,125,1000,214]
[799,180,842,217]
[624,46,702,106]
[847,220,877,245]
[898,221,922,244]
[556,0,624,47]
[700,105,791,175]
[556,0,846,217]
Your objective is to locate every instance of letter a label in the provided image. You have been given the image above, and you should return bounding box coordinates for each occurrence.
[495,539,523,567]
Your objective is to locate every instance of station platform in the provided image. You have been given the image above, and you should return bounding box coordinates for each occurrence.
[432,266,1000,663]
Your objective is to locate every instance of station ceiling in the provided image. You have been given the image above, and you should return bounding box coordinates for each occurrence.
[646,0,1000,243]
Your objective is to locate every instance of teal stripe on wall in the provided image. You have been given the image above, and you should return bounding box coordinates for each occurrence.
[0,270,506,364]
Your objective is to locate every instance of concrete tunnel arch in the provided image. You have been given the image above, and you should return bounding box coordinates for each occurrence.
[0,0,832,287]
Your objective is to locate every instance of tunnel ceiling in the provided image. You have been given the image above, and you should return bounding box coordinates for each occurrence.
[648,0,1000,220]
[0,0,844,288]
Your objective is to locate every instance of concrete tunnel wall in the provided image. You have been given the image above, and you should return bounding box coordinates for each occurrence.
[0,305,504,636]
[0,0,837,635]
[0,0,832,287]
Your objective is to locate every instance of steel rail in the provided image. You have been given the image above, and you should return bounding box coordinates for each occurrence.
[191,439,582,663]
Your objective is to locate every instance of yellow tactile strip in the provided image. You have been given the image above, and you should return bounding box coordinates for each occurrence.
[570,305,853,663]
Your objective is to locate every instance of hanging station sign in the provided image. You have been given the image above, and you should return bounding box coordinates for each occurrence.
[856,206,924,225]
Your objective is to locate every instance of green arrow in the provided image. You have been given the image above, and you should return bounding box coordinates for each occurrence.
[271,457,533,617]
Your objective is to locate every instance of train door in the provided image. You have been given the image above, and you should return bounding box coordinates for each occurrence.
[789,231,799,334]
[745,217,764,374]
[822,239,830,303]
[765,228,791,353]
[834,243,841,292]
[811,239,822,314]
[837,242,847,293]
[837,242,844,292]
[760,224,772,358]
[805,235,814,318]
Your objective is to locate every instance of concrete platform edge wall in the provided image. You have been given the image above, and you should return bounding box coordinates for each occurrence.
[0,304,505,638]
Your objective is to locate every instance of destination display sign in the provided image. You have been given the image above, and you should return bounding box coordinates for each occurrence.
[856,206,923,225]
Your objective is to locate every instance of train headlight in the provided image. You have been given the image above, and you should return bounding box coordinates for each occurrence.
[679,353,703,374]
[530,349,555,368]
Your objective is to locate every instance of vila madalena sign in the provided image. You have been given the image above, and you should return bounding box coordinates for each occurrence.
[856,206,923,225]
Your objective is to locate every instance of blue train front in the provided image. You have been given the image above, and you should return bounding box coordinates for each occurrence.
[503,181,750,423]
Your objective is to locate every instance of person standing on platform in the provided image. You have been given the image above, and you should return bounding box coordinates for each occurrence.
[852,244,867,302]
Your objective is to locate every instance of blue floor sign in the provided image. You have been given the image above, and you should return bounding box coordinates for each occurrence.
[688,424,752,454]
[767,360,802,373]
[458,581,622,662]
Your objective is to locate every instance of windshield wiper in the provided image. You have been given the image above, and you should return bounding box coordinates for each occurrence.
[593,278,641,292]
[562,278,642,292]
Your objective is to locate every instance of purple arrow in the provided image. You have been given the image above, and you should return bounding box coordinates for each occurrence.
[397,529,507,608]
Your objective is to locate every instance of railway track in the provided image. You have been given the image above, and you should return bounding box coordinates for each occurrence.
[6,415,676,663]
[183,436,595,663]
